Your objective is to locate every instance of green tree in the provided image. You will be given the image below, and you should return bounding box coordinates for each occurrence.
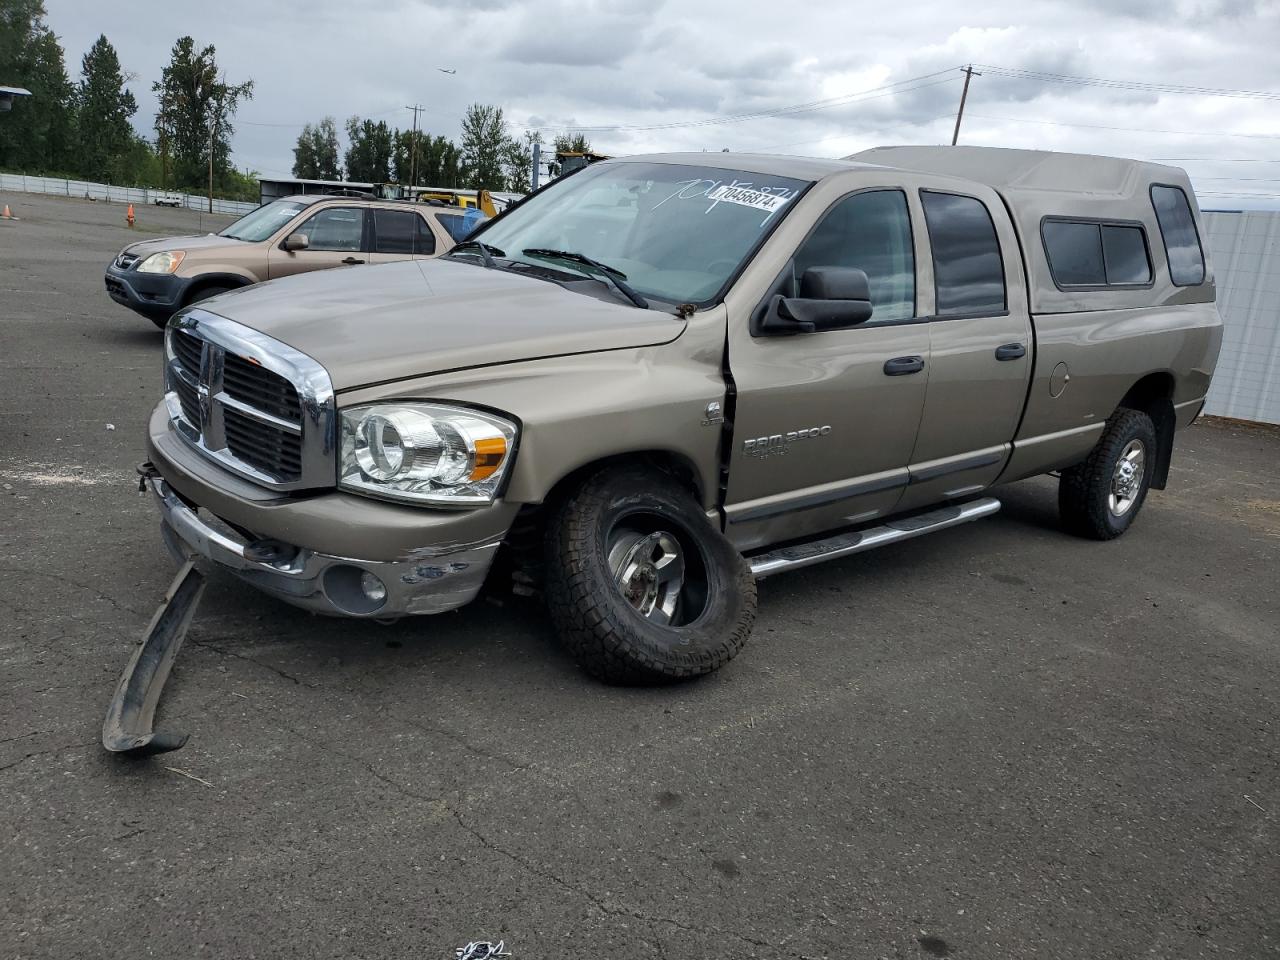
[343,115,392,183]
[459,103,510,191]
[75,34,137,181]
[392,129,461,187]
[553,132,591,154]
[503,128,540,194]
[108,133,162,185]
[153,36,253,191]
[292,116,341,180]
[0,1,76,172]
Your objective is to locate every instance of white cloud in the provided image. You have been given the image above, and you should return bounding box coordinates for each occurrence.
[43,0,1280,206]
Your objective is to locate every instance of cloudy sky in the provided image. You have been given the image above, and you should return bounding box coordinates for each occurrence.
[46,0,1280,208]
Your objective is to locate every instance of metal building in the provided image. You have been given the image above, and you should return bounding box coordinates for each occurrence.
[1202,211,1280,425]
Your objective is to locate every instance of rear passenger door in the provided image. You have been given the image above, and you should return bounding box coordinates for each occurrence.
[268,206,368,279]
[894,188,1033,511]
[367,208,437,264]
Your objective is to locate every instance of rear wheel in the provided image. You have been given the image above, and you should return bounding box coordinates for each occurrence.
[1058,408,1157,540]
[544,466,756,684]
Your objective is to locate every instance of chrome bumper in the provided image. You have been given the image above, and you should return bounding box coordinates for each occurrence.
[150,475,499,618]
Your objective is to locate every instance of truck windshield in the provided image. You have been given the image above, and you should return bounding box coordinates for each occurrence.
[471,162,809,305]
[219,200,308,242]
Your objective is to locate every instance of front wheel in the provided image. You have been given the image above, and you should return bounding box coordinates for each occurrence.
[150,285,234,329]
[1058,408,1157,540]
[543,466,756,684]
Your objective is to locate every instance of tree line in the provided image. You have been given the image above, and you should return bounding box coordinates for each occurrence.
[1,0,594,202]
[1,1,256,200]
[294,111,592,194]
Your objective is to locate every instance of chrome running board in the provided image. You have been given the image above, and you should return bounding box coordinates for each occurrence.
[748,497,1001,577]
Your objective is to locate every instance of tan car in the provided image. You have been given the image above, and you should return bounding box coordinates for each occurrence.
[104,195,483,327]
[139,147,1222,687]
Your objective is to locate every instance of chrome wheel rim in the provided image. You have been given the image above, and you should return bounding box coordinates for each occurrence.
[607,528,685,625]
[1108,439,1146,517]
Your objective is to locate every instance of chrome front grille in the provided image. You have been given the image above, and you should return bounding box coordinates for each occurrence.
[164,309,335,490]
[115,252,141,270]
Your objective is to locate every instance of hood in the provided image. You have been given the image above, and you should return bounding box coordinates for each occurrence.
[123,232,239,258]
[196,258,686,391]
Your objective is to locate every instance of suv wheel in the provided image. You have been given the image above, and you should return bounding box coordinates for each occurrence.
[1058,408,1157,540]
[151,285,234,329]
[544,466,756,684]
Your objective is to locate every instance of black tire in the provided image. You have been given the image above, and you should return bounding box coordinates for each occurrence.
[151,285,235,329]
[187,284,233,305]
[1058,408,1157,540]
[544,466,756,684]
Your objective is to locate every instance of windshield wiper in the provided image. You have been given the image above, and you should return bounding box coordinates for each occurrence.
[522,248,649,309]
[449,240,504,268]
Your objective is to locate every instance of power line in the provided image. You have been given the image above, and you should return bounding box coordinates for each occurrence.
[754,113,955,152]
[976,64,1280,102]
[238,105,409,129]
[543,69,962,134]
[1153,157,1280,163]
[965,113,1280,141]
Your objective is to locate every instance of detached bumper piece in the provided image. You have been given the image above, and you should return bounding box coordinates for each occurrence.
[102,559,205,755]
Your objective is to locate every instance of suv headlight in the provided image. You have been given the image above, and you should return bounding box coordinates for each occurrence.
[137,250,186,274]
[339,403,518,506]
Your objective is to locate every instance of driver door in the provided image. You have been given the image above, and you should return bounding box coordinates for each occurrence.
[723,188,931,551]
[268,206,369,279]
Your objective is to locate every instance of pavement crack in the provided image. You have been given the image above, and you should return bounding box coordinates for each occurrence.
[278,724,771,952]
[395,714,531,773]
[191,638,320,688]
[0,738,97,773]
[0,565,148,618]
[448,807,770,951]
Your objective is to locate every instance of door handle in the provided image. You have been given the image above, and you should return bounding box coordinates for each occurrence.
[342,257,365,265]
[995,342,1026,361]
[883,355,925,376]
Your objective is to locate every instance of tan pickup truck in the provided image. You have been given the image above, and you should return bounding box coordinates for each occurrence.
[140,146,1223,685]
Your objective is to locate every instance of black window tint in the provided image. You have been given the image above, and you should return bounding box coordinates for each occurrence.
[921,191,1006,316]
[791,190,915,322]
[1101,225,1151,284]
[1150,185,1204,285]
[415,216,436,255]
[373,210,417,255]
[296,207,363,252]
[1043,220,1105,285]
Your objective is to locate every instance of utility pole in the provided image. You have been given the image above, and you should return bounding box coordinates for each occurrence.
[951,64,981,146]
[207,118,216,213]
[406,104,423,195]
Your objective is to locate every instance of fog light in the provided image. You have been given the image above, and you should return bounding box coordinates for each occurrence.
[360,571,387,603]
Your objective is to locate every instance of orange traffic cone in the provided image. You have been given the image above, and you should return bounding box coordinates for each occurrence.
[126,203,135,228]
[1,204,11,219]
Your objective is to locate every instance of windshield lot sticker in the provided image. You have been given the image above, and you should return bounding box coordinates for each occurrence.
[705,184,792,214]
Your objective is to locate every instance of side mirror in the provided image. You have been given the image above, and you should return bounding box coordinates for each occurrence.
[281,232,310,252]
[759,266,874,335]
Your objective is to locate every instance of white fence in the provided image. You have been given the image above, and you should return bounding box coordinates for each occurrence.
[0,171,257,216]
[1202,211,1280,426]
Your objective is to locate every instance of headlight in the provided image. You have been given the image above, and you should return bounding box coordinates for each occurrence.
[136,250,186,274]
[339,403,517,506]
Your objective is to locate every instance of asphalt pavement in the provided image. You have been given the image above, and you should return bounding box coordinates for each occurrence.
[2,193,1277,959]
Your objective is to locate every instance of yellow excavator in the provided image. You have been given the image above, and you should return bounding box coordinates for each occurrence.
[374,183,498,217]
